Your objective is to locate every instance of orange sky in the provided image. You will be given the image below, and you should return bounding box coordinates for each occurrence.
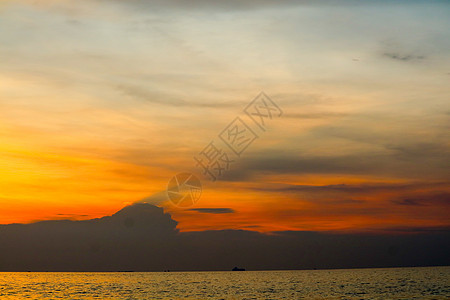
[0,0,449,232]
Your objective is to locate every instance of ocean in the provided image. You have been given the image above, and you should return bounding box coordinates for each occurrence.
[0,266,448,299]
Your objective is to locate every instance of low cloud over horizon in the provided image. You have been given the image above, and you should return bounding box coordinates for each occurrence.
[0,203,448,271]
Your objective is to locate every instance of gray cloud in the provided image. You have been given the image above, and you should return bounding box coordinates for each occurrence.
[392,192,450,206]
[188,208,236,214]
[252,182,449,194]
[386,142,450,161]
[232,153,438,179]
[383,52,425,62]
[219,137,449,181]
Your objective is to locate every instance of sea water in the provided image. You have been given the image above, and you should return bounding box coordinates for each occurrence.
[0,266,448,299]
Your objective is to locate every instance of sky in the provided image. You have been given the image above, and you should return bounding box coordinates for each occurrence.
[0,0,449,233]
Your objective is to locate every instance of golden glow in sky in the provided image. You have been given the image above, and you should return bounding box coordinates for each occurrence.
[0,0,449,232]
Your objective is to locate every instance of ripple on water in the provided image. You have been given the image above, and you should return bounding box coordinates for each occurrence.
[0,267,448,299]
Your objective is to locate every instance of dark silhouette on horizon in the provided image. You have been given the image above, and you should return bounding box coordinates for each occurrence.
[0,203,448,271]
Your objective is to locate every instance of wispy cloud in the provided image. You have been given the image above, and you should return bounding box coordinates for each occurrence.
[392,192,450,206]
[382,52,425,62]
[188,208,236,214]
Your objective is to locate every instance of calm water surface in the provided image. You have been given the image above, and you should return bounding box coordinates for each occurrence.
[0,266,449,299]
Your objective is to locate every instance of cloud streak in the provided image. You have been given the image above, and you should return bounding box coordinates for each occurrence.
[188,208,236,214]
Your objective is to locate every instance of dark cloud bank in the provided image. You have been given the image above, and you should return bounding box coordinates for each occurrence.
[0,203,448,271]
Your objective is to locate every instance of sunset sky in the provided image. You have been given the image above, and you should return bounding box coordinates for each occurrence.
[0,0,449,232]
